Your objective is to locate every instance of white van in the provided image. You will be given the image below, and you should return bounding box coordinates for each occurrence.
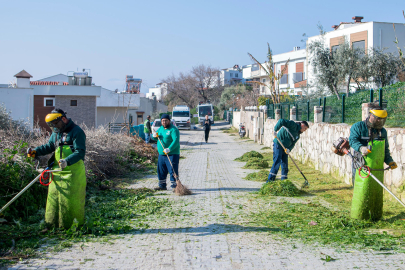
[197,103,214,125]
[172,105,191,130]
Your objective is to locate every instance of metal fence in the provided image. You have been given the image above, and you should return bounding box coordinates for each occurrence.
[265,86,405,128]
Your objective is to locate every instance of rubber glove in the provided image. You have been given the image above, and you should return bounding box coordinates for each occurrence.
[273,131,278,138]
[152,132,159,138]
[58,159,67,169]
[389,161,398,170]
[163,148,170,155]
[27,148,36,158]
[360,146,370,156]
[285,149,290,154]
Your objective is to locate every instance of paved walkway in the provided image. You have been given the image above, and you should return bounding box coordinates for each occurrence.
[10,122,405,269]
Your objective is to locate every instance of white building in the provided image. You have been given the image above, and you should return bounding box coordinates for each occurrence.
[145,83,167,101]
[242,47,307,96]
[220,65,243,86]
[0,70,34,128]
[307,16,405,92]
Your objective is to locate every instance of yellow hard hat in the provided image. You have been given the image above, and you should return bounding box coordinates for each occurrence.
[370,109,387,119]
[45,112,63,123]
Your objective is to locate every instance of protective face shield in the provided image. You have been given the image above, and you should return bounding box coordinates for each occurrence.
[45,112,66,132]
[366,109,387,130]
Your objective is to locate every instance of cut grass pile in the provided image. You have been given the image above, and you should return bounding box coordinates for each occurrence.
[0,188,168,264]
[251,200,405,251]
[259,180,301,197]
[245,170,268,181]
[261,146,271,150]
[243,158,268,169]
[235,151,263,161]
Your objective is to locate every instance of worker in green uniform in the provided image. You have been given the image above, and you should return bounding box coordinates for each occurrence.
[27,109,86,229]
[144,115,152,143]
[267,119,309,182]
[152,114,180,191]
[349,107,397,221]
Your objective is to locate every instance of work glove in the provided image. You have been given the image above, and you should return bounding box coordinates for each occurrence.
[360,146,370,156]
[163,148,170,155]
[285,149,290,154]
[389,161,398,170]
[58,159,67,169]
[273,131,278,138]
[152,132,158,138]
[27,148,36,158]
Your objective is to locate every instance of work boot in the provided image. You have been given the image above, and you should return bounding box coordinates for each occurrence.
[154,186,167,191]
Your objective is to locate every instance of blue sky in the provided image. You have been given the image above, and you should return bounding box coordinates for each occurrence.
[1,0,404,93]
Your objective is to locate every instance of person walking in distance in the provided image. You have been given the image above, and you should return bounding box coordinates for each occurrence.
[203,115,211,143]
[144,115,152,143]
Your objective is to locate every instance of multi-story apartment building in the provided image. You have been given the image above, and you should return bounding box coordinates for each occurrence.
[307,16,405,92]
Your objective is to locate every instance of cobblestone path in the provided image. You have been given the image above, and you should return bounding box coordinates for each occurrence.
[10,122,405,269]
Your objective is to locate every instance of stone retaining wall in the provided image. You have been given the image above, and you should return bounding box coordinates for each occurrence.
[235,111,405,199]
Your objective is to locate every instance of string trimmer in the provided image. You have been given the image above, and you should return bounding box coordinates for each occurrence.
[332,137,405,208]
[0,162,61,215]
[275,135,309,188]
[157,137,192,195]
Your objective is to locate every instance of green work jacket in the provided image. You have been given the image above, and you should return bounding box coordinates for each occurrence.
[35,119,86,166]
[349,121,393,164]
[144,119,151,134]
[156,124,180,155]
[273,119,301,151]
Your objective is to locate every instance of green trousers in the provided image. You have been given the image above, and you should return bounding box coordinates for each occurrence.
[351,140,384,221]
[45,145,86,229]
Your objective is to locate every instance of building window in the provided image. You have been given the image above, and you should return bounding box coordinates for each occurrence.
[235,73,238,78]
[44,98,55,107]
[70,100,77,106]
[293,72,303,82]
[280,74,288,84]
[352,40,366,55]
[262,79,266,83]
[230,73,233,77]
[331,45,340,52]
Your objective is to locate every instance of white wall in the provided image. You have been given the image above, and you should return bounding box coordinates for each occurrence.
[0,87,34,128]
[97,88,139,108]
[373,22,405,53]
[97,107,129,127]
[33,85,101,97]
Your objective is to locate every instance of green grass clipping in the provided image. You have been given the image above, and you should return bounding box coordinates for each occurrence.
[259,180,301,197]
[235,151,263,161]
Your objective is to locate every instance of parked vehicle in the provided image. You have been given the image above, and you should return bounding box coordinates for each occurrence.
[172,105,191,130]
[239,122,246,138]
[151,119,177,134]
[197,103,214,125]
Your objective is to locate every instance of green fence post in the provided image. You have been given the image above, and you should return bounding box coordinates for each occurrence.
[342,94,345,123]
[322,97,326,122]
[287,104,290,120]
[307,101,310,121]
[370,89,374,103]
[379,88,383,108]
[280,104,283,119]
[296,103,299,121]
[272,103,275,119]
[319,98,322,106]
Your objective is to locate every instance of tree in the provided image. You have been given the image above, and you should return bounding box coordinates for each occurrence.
[247,43,289,104]
[163,73,198,109]
[191,65,223,104]
[369,48,403,87]
[219,84,256,110]
[307,38,344,99]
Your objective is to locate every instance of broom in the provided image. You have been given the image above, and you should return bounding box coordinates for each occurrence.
[157,137,192,195]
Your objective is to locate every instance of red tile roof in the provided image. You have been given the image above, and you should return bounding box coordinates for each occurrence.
[30,81,69,86]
